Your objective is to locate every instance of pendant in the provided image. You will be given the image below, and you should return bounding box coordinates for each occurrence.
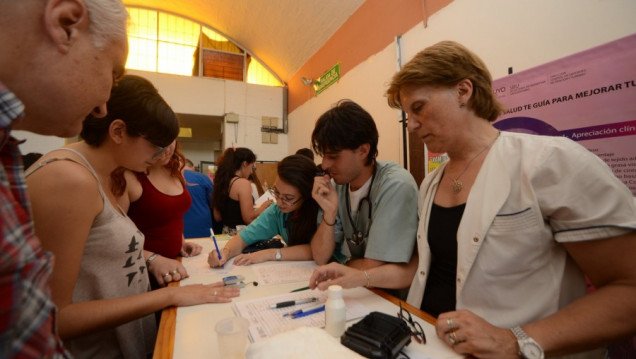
[451,179,463,193]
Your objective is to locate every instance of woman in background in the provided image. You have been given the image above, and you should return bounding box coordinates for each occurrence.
[121,139,202,288]
[26,75,239,359]
[208,154,325,266]
[211,147,272,235]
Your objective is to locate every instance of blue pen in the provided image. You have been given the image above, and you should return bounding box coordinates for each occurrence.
[283,305,321,318]
[291,305,325,319]
[283,304,316,318]
[211,230,222,260]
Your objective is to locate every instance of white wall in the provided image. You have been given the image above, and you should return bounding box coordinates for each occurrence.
[16,69,289,162]
[129,70,288,162]
[13,131,66,156]
[223,80,288,162]
[288,0,636,165]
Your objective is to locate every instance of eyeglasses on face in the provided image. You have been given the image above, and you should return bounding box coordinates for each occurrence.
[398,302,426,344]
[269,187,301,206]
[141,136,168,159]
[151,145,168,159]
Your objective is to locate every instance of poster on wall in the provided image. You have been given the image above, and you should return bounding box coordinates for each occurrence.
[492,33,636,195]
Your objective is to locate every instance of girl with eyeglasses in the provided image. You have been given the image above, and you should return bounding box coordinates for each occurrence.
[208,155,328,266]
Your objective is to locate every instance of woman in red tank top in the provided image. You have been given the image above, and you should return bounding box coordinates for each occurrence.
[122,140,202,287]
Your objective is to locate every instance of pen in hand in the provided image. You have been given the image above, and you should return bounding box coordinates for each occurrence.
[211,230,222,260]
[270,297,317,309]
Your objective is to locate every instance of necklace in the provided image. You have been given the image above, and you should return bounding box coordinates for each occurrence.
[450,131,500,193]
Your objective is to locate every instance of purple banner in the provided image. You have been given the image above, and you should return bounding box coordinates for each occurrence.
[493,33,636,195]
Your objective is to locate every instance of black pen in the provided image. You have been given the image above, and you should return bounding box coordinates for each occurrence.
[269,297,317,309]
[290,286,310,293]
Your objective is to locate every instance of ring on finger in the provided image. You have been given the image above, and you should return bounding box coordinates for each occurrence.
[449,331,457,345]
[170,270,178,275]
[447,318,455,331]
[163,273,170,278]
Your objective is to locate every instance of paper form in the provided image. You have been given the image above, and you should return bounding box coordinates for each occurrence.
[252,261,318,285]
[182,250,235,275]
[182,236,235,275]
[254,190,275,208]
[234,291,368,342]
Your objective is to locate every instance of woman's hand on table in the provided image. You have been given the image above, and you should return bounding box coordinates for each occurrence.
[309,262,366,290]
[181,241,202,257]
[436,309,518,358]
[170,281,241,306]
[150,255,189,286]
[233,250,272,266]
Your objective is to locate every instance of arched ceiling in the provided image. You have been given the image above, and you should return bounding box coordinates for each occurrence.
[122,0,366,84]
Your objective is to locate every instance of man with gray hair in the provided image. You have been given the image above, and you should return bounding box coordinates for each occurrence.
[0,0,128,357]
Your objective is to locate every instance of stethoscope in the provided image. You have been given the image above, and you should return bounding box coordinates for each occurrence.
[345,165,376,246]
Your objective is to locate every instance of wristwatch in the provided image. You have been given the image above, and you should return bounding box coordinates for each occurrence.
[275,248,282,261]
[510,326,544,359]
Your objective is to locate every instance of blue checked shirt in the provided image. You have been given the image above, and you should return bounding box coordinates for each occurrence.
[0,83,71,358]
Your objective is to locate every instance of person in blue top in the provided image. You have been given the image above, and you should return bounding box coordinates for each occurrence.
[182,158,214,238]
[207,155,324,266]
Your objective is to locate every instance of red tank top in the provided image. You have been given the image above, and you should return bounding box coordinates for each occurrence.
[128,172,192,258]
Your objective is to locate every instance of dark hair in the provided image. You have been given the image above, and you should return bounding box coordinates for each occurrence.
[277,155,320,246]
[386,41,504,122]
[85,75,179,196]
[211,147,256,212]
[81,74,179,147]
[22,152,43,169]
[311,100,378,165]
[295,148,314,161]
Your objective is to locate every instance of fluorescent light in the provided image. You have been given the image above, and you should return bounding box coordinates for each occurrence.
[178,127,192,137]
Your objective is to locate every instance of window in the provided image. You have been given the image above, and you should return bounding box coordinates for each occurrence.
[126,7,283,86]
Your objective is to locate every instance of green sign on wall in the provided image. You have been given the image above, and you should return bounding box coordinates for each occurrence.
[314,63,340,95]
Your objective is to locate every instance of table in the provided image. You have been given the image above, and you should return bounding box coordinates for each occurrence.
[152,238,461,359]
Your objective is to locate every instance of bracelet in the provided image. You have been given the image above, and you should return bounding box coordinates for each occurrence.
[146,253,158,268]
[322,216,335,226]
[363,270,371,287]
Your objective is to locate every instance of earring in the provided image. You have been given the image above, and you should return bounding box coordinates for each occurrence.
[460,103,466,108]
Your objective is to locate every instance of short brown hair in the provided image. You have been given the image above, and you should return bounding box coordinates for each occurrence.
[387,41,504,122]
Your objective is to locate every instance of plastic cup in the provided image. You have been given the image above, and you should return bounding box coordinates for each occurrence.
[215,317,249,359]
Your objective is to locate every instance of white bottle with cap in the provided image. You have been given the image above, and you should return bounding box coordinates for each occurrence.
[325,285,346,337]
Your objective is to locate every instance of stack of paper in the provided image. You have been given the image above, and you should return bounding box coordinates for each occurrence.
[234,291,368,342]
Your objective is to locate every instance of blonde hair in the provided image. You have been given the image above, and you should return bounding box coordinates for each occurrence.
[387,41,504,122]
